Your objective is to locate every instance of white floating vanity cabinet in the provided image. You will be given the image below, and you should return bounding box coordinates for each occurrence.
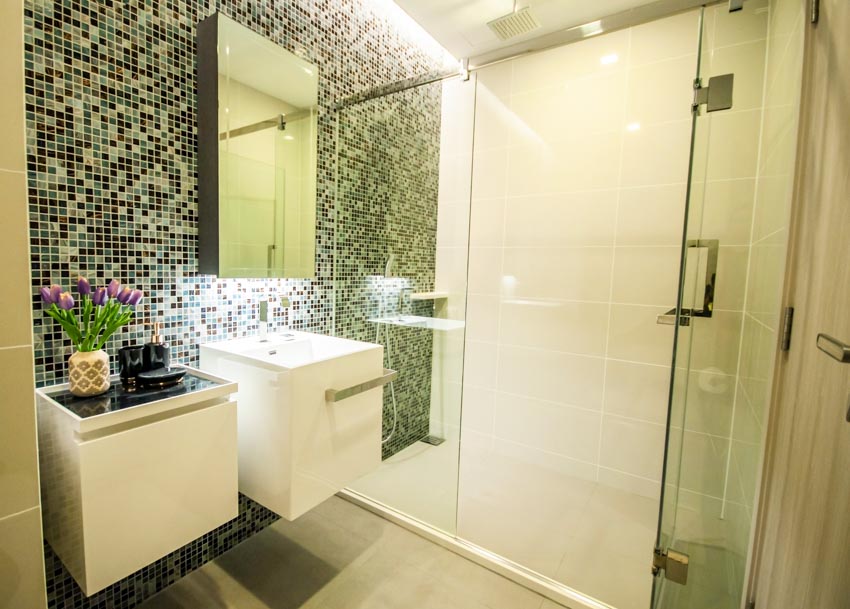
[200,331,386,521]
[36,367,238,596]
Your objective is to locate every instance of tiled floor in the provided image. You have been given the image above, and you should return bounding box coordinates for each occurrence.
[139,496,564,609]
[352,439,658,609]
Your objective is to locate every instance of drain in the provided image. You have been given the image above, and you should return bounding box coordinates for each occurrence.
[420,435,445,446]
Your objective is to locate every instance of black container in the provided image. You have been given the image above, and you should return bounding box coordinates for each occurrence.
[144,321,171,371]
[118,345,146,390]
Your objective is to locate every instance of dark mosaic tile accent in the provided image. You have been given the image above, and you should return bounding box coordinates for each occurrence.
[24,0,448,606]
[44,494,279,609]
[25,0,448,388]
[335,83,442,458]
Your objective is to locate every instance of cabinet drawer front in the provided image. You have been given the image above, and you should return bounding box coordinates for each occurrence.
[79,400,238,594]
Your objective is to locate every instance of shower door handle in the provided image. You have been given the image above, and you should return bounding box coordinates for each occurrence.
[816,334,850,363]
[657,308,691,327]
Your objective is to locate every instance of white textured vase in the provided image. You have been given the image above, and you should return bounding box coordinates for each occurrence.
[68,349,110,397]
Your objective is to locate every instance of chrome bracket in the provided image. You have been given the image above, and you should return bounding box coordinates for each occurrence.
[653,547,689,585]
[780,307,794,351]
[693,74,735,114]
[459,58,470,82]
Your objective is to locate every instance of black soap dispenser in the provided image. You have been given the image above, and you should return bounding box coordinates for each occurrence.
[144,321,171,371]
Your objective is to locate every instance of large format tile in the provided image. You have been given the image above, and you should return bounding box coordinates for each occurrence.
[500,300,609,356]
[0,2,24,173]
[604,359,670,424]
[498,345,605,410]
[0,170,33,349]
[504,191,618,248]
[0,346,39,518]
[140,496,555,609]
[493,392,601,464]
[0,507,46,609]
[502,246,614,303]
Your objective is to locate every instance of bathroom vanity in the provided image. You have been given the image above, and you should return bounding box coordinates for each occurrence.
[36,367,238,596]
[200,331,389,521]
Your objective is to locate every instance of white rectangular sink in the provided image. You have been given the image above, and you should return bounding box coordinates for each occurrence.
[204,331,377,369]
[200,330,385,520]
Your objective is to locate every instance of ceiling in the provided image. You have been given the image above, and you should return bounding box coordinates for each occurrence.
[392,0,666,60]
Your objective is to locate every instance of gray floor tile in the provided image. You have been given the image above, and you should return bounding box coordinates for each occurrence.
[140,497,560,609]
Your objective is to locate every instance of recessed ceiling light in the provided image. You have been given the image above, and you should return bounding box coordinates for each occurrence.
[627,122,641,132]
[600,53,619,65]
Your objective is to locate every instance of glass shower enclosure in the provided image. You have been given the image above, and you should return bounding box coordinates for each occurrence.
[333,1,803,608]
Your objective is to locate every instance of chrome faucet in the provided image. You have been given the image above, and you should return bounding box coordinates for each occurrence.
[259,300,271,339]
[259,296,293,340]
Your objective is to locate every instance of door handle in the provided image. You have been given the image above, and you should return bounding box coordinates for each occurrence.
[816,334,850,363]
[657,308,691,327]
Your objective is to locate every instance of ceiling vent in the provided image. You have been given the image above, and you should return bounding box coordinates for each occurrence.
[487,7,541,41]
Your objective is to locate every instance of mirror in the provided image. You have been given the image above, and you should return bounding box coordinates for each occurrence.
[198,13,318,278]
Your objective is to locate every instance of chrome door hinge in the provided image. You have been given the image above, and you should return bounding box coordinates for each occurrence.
[811,0,820,24]
[693,74,735,114]
[781,306,794,351]
[652,547,689,585]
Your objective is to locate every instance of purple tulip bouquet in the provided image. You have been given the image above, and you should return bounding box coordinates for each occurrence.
[40,277,144,352]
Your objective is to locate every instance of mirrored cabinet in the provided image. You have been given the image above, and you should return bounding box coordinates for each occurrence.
[198,13,318,278]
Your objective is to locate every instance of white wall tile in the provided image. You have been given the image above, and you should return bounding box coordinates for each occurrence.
[498,345,605,410]
[620,119,693,187]
[599,416,666,480]
[700,178,757,245]
[709,0,768,48]
[469,197,505,247]
[604,360,670,424]
[630,10,701,66]
[510,72,627,145]
[0,508,46,609]
[504,191,618,247]
[463,340,499,389]
[460,385,495,434]
[0,346,39,518]
[511,30,631,93]
[705,109,763,180]
[507,132,622,196]
[607,304,675,365]
[0,1,24,173]
[500,300,609,355]
[465,294,500,343]
[467,247,502,295]
[626,54,697,125]
[494,393,601,464]
[502,247,614,302]
[611,246,680,306]
[470,147,508,199]
[616,184,687,246]
[0,170,33,349]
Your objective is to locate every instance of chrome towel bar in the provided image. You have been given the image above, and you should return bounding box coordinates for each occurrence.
[326,368,398,403]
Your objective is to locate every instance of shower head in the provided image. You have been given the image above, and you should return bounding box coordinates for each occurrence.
[384,253,397,278]
[487,5,541,41]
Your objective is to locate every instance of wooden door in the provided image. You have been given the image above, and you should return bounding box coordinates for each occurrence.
[751,1,850,607]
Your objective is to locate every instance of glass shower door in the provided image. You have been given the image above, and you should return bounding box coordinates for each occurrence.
[653,1,783,607]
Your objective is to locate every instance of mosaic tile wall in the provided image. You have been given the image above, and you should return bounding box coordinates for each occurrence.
[23,0,449,607]
[25,0,450,388]
[335,83,442,458]
[43,494,279,609]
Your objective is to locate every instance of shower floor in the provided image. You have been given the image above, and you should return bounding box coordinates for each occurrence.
[352,439,657,609]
